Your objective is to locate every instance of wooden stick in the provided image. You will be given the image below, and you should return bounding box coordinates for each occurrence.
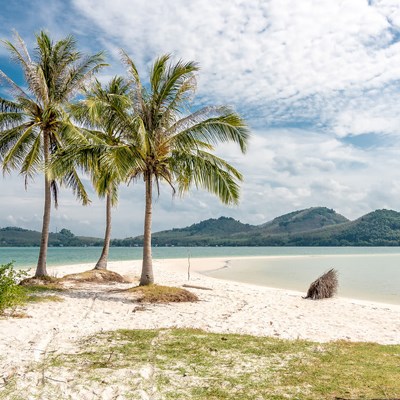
[182,284,213,291]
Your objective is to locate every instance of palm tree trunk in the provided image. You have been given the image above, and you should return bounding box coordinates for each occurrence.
[140,172,154,286]
[94,193,112,270]
[35,132,51,277]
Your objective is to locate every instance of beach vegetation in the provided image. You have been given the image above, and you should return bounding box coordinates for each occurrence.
[50,77,131,270]
[0,262,27,314]
[106,53,249,285]
[61,268,127,283]
[129,284,198,303]
[7,328,398,399]
[49,53,249,285]
[25,293,64,303]
[19,275,64,289]
[0,31,105,277]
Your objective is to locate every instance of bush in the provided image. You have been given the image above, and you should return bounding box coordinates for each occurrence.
[0,262,28,314]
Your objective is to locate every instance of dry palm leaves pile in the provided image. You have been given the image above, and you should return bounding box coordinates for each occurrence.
[305,268,338,300]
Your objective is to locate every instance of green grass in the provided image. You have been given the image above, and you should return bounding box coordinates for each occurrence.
[21,285,65,304]
[3,328,399,399]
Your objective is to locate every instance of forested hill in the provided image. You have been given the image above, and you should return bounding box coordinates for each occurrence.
[0,227,102,247]
[127,207,400,246]
[259,207,349,234]
[4,207,400,247]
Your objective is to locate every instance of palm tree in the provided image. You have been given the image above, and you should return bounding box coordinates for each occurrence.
[114,53,250,285]
[0,31,105,277]
[65,77,131,270]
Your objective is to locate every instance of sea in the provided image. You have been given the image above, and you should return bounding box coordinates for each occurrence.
[1,246,399,305]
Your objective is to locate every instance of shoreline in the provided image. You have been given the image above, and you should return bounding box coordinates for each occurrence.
[1,258,399,380]
[41,258,400,316]
[8,247,400,270]
[44,256,400,307]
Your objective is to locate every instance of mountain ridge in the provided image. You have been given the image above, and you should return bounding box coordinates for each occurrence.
[2,207,400,247]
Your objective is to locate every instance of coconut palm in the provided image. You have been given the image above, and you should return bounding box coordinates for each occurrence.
[64,76,131,270]
[115,53,250,285]
[0,31,105,277]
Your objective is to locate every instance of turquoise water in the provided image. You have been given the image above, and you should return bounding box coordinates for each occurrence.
[204,253,400,305]
[3,246,400,268]
[1,246,399,304]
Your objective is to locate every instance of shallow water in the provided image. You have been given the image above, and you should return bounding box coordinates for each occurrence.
[3,246,400,268]
[203,253,400,305]
[1,246,399,304]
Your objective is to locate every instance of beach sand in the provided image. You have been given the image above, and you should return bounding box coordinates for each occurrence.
[1,257,399,392]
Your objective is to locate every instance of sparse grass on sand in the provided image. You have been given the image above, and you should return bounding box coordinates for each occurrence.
[2,328,399,399]
[61,269,128,283]
[129,284,199,303]
[19,276,64,291]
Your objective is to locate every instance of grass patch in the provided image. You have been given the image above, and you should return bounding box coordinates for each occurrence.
[18,279,65,305]
[21,284,65,292]
[25,294,64,303]
[19,276,64,291]
[129,284,199,303]
[7,329,398,400]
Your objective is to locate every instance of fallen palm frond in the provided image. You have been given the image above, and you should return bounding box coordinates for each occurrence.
[305,268,338,300]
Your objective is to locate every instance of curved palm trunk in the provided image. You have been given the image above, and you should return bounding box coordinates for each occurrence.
[94,193,112,270]
[140,172,154,286]
[35,132,51,277]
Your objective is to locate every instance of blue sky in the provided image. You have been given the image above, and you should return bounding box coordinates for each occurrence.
[1,0,400,238]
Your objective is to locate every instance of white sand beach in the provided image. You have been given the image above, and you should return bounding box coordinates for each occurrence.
[1,257,400,386]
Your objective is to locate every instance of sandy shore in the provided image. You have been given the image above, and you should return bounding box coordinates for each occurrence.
[1,257,400,383]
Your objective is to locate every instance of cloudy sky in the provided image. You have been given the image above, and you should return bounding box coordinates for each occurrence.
[1,0,400,238]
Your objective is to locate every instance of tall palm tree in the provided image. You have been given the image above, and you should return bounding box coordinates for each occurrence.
[114,53,250,285]
[0,31,105,277]
[65,77,131,270]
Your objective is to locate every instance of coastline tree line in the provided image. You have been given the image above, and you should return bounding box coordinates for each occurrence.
[0,31,249,285]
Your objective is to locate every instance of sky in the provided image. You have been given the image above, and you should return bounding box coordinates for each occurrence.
[1,0,400,238]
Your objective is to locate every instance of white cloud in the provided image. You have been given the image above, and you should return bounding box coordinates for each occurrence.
[70,0,400,131]
[2,1,400,236]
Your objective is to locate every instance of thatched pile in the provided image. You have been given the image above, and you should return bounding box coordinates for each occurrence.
[61,269,128,283]
[129,285,199,303]
[304,268,338,300]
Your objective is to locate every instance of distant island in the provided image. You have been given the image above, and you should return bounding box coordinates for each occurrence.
[2,207,400,247]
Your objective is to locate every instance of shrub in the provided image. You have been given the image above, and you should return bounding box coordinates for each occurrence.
[0,262,28,314]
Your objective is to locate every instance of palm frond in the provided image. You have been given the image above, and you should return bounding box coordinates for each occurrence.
[155,57,199,113]
[1,123,40,173]
[171,150,242,205]
[21,132,42,181]
[50,179,59,208]
[172,111,249,153]
[61,168,90,206]
[0,69,32,101]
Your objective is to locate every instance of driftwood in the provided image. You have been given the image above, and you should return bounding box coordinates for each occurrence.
[304,268,338,300]
[182,284,213,291]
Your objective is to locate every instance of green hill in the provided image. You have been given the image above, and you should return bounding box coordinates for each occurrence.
[291,209,400,246]
[126,217,255,247]
[4,207,400,247]
[126,207,400,246]
[259,207,349,234]
[0,227,102,247]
